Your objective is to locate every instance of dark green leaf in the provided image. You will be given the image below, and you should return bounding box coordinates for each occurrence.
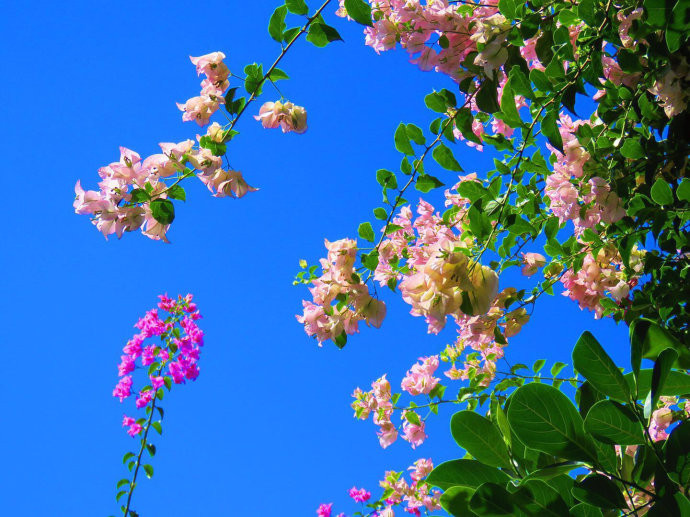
[572,331,630,402]
[440,486,474,517]
[343,0,372,26]
[470,483,517,516]
[507,383,596,462]
[571,474,627,509]
[268,5,288,42]
[166,185,186,202]
[129,188,150,203]
[620,139,644,159]
[542,110,563,153]
[373,207,387,220]
[666,421,690,486]
[406,123,425,145]
[150,199,175,225]
[433,143,463,171]
[394,123,415,155]
[451,411,512,468]
[570,503,604,517]
[477,79,500,114]
[268,68,289,81]
[426,459,511,491]
[143,464,154,479]
[415,174,444,193]
[645,348,677,418]
[514,479,570,517]
[650,178,674,205]
[583,400,645,445]
[358,222,375,243]
[306,22,343,46]
[285,0,308,15]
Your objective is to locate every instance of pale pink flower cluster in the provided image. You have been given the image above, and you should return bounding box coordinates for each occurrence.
[255,101,308,134]
[617,8,644,49]
[560,245,643,318]
[351,375,398,448]
[442,287,527,384]
[75,136,256,241]
[401,410,428,448]
[649,59,690,118]
[177,52,230,126]
[338,0,507,81]
[521,252,546,277]
[379,460,442,515]
[401,356,440,396]
[74,144,189,241]
[115,294,203,437]
[545,115,625,235]
[297,239,386,345]
[375,191,498,334]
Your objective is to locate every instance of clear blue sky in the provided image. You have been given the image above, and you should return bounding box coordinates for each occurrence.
[0,1,630,515]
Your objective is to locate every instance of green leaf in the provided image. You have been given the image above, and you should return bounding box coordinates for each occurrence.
[415,174,444,193]
[343,0,372,26]
[151,421,163,435]
[129,188,150,203]
[583,400,645,445]
[571,474,627,509]
[116,479,129,489]
[306,23,343,47]
[650,178,674,205]
[116,490,127,502]
[677,179,690,202]
[645,348,677,418]
[425,89,456,112]
[499,79,521,128]
[665,421,690,486]
[199,136,227,156]
[150,199,175,225]
[376,169,398,189]
[122,452,135,465]
[542,110,563,153]
[146,443,156,457]
[358,222,375,243]
[450,411,512,468]
[394,123,415,155]
[143,464,154,479]
[509,67,535,100]
[166,185,186,202]
[507,383,596,462]
[514,479,570,517]
[406,124,425,145]
[268,68,289,81]
[498,0,517,19]
[470,483,517,516]
[572,331,630,402]
[373,207,387,220]
[620,139,644,159]
[476,79,500,114]
[570,503,604,517]
[268,5,288,42]
[440,486,474,517]
[426,459,511,491]
[533,359,546,373]
[625,369,690,399]
[432,143,463,171]
[285,0,308,15]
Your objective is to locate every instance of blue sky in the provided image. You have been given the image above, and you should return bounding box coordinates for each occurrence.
[0,1,631,515]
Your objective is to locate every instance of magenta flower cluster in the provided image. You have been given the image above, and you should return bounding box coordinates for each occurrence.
[113,294,204,437]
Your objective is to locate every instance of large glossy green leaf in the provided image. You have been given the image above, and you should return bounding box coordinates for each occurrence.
[451,411,512,468]
[470,482,516,516]
[440,486,474,516]
[583,400,645,445]
[572,331,630,402]
[571,475,627,509]
[665,420,690,486]
[426,459,510,491]
[514,479,570,517]
[645,348,677,418]
[625,369,690,399]
[508,383,597,462]
[570,503,604,517]
[630,319,690,369]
